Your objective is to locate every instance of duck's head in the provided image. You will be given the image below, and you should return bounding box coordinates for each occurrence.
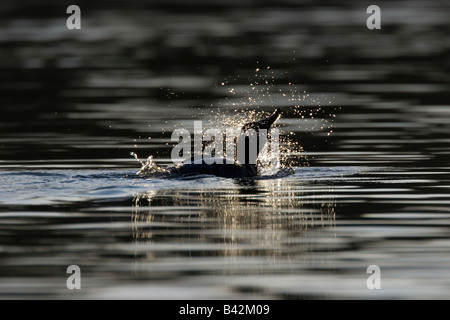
[241,108,282,132]
[235,108,282,166]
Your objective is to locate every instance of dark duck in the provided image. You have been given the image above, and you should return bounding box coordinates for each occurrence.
[170,108,282,178]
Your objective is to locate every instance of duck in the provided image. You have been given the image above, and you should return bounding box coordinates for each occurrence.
[169,108,282,178]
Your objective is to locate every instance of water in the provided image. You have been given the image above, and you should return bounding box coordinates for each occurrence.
[1,0,450,299]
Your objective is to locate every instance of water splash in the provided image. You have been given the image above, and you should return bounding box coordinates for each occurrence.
[131,152,168,176]
[133,63,337,177]
[211,68,316,169]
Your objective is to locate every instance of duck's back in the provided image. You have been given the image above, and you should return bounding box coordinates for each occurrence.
[171,157,257,178]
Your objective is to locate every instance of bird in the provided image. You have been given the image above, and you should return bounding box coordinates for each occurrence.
[169,108,282,178]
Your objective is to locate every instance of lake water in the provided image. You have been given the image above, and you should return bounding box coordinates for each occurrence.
[0,0,450,299]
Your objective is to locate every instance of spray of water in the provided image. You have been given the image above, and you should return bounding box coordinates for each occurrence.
[131,152,168,176]
[133,63,336,177]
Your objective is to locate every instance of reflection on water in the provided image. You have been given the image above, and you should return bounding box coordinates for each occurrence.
[0,166,450,299]
[0,0,450,299]
[128,174,337,298]
[131,179,336,265]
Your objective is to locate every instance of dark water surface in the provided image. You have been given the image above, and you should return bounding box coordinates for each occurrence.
[1,0,450,299]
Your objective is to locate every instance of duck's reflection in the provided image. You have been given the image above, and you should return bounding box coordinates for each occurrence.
[131,178,336,269]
